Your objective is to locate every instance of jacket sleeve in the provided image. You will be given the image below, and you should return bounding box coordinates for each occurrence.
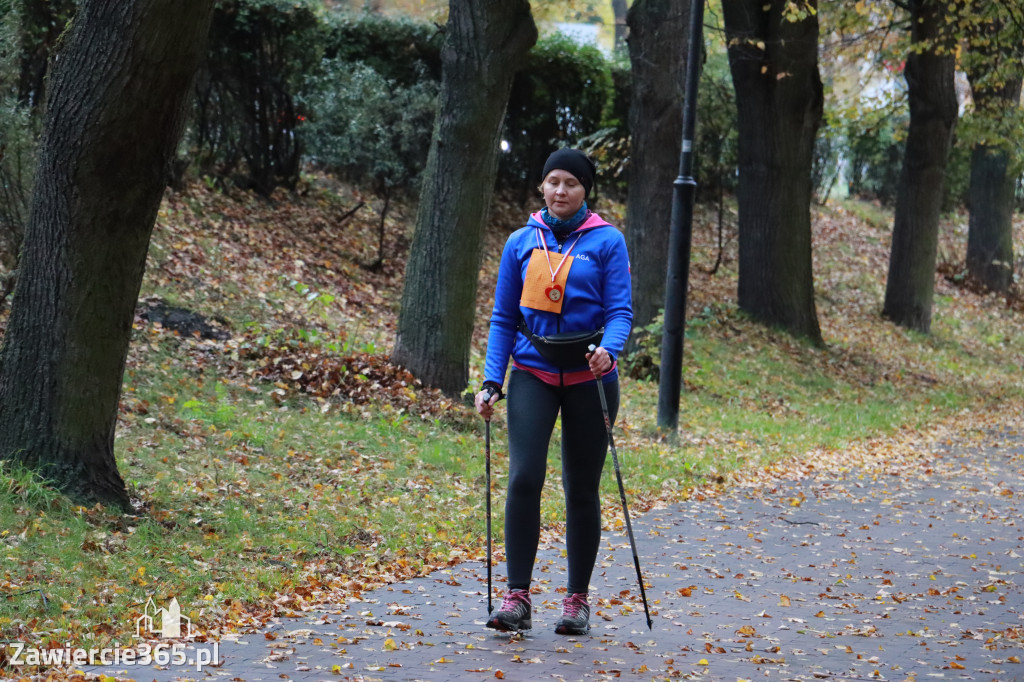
[599,229,633,361]
[483,234,523,388]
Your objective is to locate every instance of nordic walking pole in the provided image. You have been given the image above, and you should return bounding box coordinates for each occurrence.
[589,345,653,630]
[485,416,493,615]
[482,384,502,615]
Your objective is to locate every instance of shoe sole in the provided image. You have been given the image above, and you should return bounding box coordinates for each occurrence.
[554,623,590,635]
[487,617,532,632]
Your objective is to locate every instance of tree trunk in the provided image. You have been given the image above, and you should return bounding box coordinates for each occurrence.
[882,0,958,333]
[624,0,687,336]
[967,144,1017,292]
[963,13,1022,294]
[611,0,629,51]
[392,0,537,395]
[723,0,824,345]
[0,0,214,510]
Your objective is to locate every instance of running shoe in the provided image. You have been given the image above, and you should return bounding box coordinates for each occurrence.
[554,592,590,635]
[486,588,532,632]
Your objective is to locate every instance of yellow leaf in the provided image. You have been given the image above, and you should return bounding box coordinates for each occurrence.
[698,658,709,665]
[383,638,397,651]
[779,595,792,607]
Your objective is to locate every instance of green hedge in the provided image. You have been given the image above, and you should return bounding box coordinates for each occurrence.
[187,0,325,194]
[322,12,443,86]
[500,34,615,196]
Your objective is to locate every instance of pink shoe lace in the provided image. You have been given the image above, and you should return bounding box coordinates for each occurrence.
[562,592,588,617]
[499,589,531,611]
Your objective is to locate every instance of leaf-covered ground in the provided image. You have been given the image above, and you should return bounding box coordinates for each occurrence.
[2,175,1023,680]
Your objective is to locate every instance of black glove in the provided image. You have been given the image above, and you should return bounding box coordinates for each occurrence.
[482,381,504,403]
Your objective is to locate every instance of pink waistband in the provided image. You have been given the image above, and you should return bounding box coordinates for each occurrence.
[512,360,616,387]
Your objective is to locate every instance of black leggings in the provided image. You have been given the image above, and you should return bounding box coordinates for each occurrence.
[504,368,619,595]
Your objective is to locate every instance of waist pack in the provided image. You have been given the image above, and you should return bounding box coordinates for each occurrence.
[518,319,603,369]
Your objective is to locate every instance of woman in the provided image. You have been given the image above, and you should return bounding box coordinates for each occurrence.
[475,148,633,635]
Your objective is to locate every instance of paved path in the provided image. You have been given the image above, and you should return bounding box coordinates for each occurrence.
[86,425,1024,681]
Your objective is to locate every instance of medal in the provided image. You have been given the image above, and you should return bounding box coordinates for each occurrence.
[520,225,582,313]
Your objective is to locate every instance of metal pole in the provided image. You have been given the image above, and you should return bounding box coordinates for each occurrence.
[485,419,493,614]
[657,0,705,433]
[589,346,653,630]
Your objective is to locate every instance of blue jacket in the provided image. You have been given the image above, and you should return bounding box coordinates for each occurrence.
[483,211,633,387]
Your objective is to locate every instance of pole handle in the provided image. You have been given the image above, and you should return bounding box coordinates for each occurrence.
[587,344,603,379]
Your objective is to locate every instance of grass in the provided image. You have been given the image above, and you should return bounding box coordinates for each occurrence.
[2,179,1023,656]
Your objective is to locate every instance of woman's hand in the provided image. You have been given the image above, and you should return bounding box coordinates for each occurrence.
[475,386,501,420]
[586,346,612,376]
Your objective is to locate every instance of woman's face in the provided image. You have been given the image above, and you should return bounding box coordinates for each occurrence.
[541,169,586,221]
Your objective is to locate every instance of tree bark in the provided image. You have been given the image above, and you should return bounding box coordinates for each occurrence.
[624,0,687,336]
[611,0,629,51]
[0,0,214,509]
[963,12,1022,293]
[967,144,1017,292]
[392,0,537,395]
[882,0,958,332]
[723,0,824,344]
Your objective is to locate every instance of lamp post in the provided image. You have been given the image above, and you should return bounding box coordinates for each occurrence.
[656,0,705,433]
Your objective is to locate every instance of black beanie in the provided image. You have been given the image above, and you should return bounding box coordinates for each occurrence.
[542,148,596,198]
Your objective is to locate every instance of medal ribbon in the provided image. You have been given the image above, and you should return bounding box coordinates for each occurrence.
[535,227,581,283]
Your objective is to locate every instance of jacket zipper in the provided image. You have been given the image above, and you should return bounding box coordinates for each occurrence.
[556,236,565,387]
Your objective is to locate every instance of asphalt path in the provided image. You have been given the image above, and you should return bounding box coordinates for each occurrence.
[84,423,1024,682]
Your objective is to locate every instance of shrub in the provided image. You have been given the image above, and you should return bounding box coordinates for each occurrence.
[840,108,906,205]
[185,0,325,194]
[300,60,437,267]
[694,51,739,204]
[0,8,39,300]
[322,12,442,86]
[576,62,631,198]
[500,33,615,197]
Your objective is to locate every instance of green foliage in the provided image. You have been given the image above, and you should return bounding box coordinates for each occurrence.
[694,51,739,203]
[185,0,325,194]
[0,9,37,277]
[6,0,75,111]
[575,63,631,195]
[500,33,615,194]
[300,59,437,197]
[619,309,664,381]
[840,107,906,205]
[942,135,972,212]
[322,11,442,85]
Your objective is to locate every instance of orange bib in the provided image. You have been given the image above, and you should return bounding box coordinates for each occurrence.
[520,248,574,314]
